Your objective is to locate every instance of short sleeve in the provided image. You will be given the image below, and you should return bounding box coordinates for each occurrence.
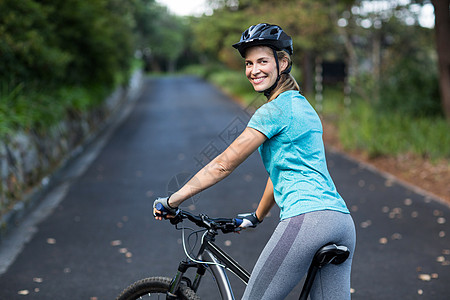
[247,99,287,139]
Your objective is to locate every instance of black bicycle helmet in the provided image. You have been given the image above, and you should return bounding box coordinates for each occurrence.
[232,23,293,58]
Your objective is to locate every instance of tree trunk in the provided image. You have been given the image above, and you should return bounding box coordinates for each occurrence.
[432,0,450,119]
[372,30,381,102]
[301,50,314,96]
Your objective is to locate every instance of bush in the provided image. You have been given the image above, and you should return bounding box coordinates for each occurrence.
[0,0,71,87]
[338,99,449,160]
[378,54,441,117]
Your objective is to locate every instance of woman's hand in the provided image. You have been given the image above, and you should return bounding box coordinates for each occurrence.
[237,211,262,228]
[153,197,179,220]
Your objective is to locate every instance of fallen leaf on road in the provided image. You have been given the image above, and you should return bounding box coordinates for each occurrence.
[438,231,445,238]
[360,220,372,228]
[18,290,29,295]
[33,278,43,283]
[433,210,443,216]
[436,256,445,263]
[437,217,446,224]
[404,198,412,206]
[379,237,388,244]
[384,179,394,187]
[46,238,56,245]
[119,248,128,254]
[431,273,438,279]
[111,240,122,246]
[418,274,431,281]
[389,207,402,219]
[391,233,402,240]
[417,289,423,295]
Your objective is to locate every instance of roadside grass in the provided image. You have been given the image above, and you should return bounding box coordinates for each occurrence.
[0,83,109,138]
[183,66,450,162]
[336,99,449,160]
[0,57,142,139]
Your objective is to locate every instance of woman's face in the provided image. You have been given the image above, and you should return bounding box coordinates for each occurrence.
[245,46,278,92]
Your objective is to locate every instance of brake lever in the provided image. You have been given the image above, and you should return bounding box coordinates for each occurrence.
[169,211,184,225]
[220,220,243,234]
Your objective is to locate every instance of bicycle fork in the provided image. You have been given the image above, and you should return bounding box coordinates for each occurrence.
[166,250,236,300]
[167,260,206,299]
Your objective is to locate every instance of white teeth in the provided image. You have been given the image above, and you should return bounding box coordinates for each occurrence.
[253,77,265,84]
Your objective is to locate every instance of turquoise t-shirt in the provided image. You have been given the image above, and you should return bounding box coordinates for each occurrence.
[247,90,349,220]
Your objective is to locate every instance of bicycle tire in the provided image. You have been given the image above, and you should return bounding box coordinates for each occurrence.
[116,276,200,300]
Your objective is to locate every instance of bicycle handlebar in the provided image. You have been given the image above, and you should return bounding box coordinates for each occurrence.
[155,203,243,233]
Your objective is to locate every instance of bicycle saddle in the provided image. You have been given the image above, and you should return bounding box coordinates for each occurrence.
[313,244,350,267]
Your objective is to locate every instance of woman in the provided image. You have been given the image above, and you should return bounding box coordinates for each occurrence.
[154,23,356,299]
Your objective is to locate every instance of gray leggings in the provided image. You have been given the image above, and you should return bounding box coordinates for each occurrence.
[242,210,356,300]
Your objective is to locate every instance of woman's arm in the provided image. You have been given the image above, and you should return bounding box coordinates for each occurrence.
[168,127,267,207]
[255,177,276,221]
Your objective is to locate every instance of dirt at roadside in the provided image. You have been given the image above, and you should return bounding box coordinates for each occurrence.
[322,121,450,204]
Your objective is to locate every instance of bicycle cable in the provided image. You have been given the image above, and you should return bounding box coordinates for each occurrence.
[180,222,226,268]
[175,223,199,256]
[186,228,204,258]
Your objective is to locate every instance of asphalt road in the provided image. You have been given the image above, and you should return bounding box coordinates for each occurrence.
[0,76,449,300]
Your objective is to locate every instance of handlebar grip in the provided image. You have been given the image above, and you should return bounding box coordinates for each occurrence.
[155,202,166,212]
[155,202,170,218]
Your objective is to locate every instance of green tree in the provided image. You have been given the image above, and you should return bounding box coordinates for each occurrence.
[431,0,450,119]
[0,0,71,88]
[132,2,192,72]
[43,0,134,88]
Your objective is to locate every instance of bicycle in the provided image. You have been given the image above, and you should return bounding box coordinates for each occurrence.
[116,206,350,300]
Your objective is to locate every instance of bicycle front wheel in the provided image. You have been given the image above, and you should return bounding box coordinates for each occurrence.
[116,276,200,300]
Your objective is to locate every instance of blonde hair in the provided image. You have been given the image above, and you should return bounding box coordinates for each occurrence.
[267,51,300,101]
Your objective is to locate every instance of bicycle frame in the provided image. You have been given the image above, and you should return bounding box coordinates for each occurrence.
[167,229,250,300]
[201,239,250,300]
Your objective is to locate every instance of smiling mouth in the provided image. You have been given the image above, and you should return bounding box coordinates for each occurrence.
[251,77,266,84]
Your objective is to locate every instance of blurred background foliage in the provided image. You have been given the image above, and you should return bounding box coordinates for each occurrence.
[0,0,448,159]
